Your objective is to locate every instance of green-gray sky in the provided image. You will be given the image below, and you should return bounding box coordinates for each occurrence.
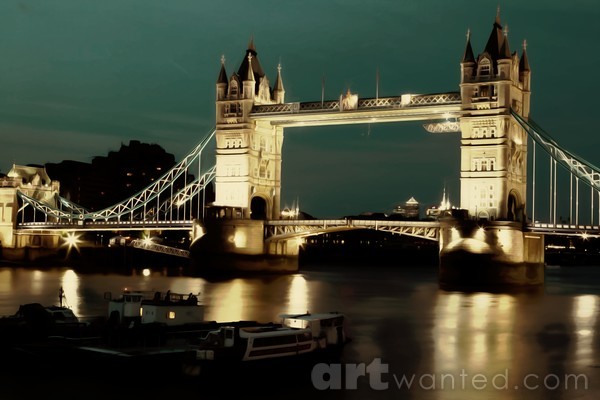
[1,0,599,218]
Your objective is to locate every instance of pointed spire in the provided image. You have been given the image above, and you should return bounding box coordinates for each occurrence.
[519,39,531,72]
[500,25,511,58]
[274,62,284,91]
[484,11,504,60]
[245,53,255,82]
[248,35,256,53]
[462,28,475,63]
[217,54,228,84]
[273,62,285,103]
[237,37,264,87]
[496,4,501,25]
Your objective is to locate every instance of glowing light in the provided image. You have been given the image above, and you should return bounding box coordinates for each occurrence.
[497,229,513,254]
[473,226,486,242]
[142,268,151,277]
[142,236,153,246]
[63,232,80,248]
[581,232,589,240]
[62,232,81,256]
[294,237,305,248]
[233,231,247,248]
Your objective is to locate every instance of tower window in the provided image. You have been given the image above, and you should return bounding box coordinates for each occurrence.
[260,137,266,152]
[479,60,491,76]
[224,103,239,116]
[229,80,239,97]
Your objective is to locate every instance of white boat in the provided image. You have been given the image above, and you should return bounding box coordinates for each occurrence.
[106,289,204,327]
[193,312,347,365]
[279,311,346,349]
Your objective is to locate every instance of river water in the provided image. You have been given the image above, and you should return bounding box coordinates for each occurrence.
[0,262,599,399]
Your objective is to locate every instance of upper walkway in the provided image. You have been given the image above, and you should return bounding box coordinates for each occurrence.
[250,92,463,128]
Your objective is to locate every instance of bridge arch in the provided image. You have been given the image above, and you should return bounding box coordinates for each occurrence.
[250,195,269,220]
[507,189,524,222]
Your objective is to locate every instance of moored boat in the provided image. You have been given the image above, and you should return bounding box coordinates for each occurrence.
[106,289,204,327]
[191,311,348,372]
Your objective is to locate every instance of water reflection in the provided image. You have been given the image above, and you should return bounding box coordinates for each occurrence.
[573,295,598,368]
[433,292,516,382]
[286,274,309,315]
[60,270,80,316]
[0,265,599,398]
[206,279,245,322]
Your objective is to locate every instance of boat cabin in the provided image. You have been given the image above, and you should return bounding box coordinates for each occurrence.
[195,324,315,362]
[279,312,346,348]
[106,290,204,326]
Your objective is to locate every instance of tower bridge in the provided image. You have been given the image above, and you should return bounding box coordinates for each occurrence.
[2,11,600,286]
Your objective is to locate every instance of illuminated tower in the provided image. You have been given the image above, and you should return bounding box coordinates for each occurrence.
[214,39,286,220]
[458,11,531,221]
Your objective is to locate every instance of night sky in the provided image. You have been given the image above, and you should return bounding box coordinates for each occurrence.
[1,0,599,219]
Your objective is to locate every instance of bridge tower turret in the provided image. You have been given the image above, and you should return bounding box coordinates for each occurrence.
[458,11,531,222]
[213,39,285,222]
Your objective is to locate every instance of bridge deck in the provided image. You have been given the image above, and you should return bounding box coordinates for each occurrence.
[16,220,193,232]
[250,93,463,127]
[265,219,441,241]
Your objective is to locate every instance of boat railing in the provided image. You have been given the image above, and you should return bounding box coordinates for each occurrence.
[106,290,201,305]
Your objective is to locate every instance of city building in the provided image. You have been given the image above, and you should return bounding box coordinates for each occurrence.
[390,197,420,220]
[45,140,204,211]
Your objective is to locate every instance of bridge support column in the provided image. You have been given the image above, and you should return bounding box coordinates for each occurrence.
[0,185,18,259]
[439,218,544,288]
[266,237,303,257]
[190,216,298,273]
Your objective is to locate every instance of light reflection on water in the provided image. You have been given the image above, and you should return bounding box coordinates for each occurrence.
[0,264,598,398]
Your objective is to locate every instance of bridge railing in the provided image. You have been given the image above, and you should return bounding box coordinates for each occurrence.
[251,92,461,115]
[16,220,193,230]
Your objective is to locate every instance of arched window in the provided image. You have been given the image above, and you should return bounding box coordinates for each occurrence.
[478,58,491,76]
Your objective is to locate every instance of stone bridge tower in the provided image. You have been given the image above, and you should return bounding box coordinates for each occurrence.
[458,12,531,222]
[213,39,285,220]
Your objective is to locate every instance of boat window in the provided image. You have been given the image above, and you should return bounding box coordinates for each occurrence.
[225,329,234,339]
[253,334,297,348]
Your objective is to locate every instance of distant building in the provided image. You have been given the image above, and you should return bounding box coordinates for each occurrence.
[45,140,211,212]
[0,164,60,250]
[391,197,420,220]
[425,188,453,219]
